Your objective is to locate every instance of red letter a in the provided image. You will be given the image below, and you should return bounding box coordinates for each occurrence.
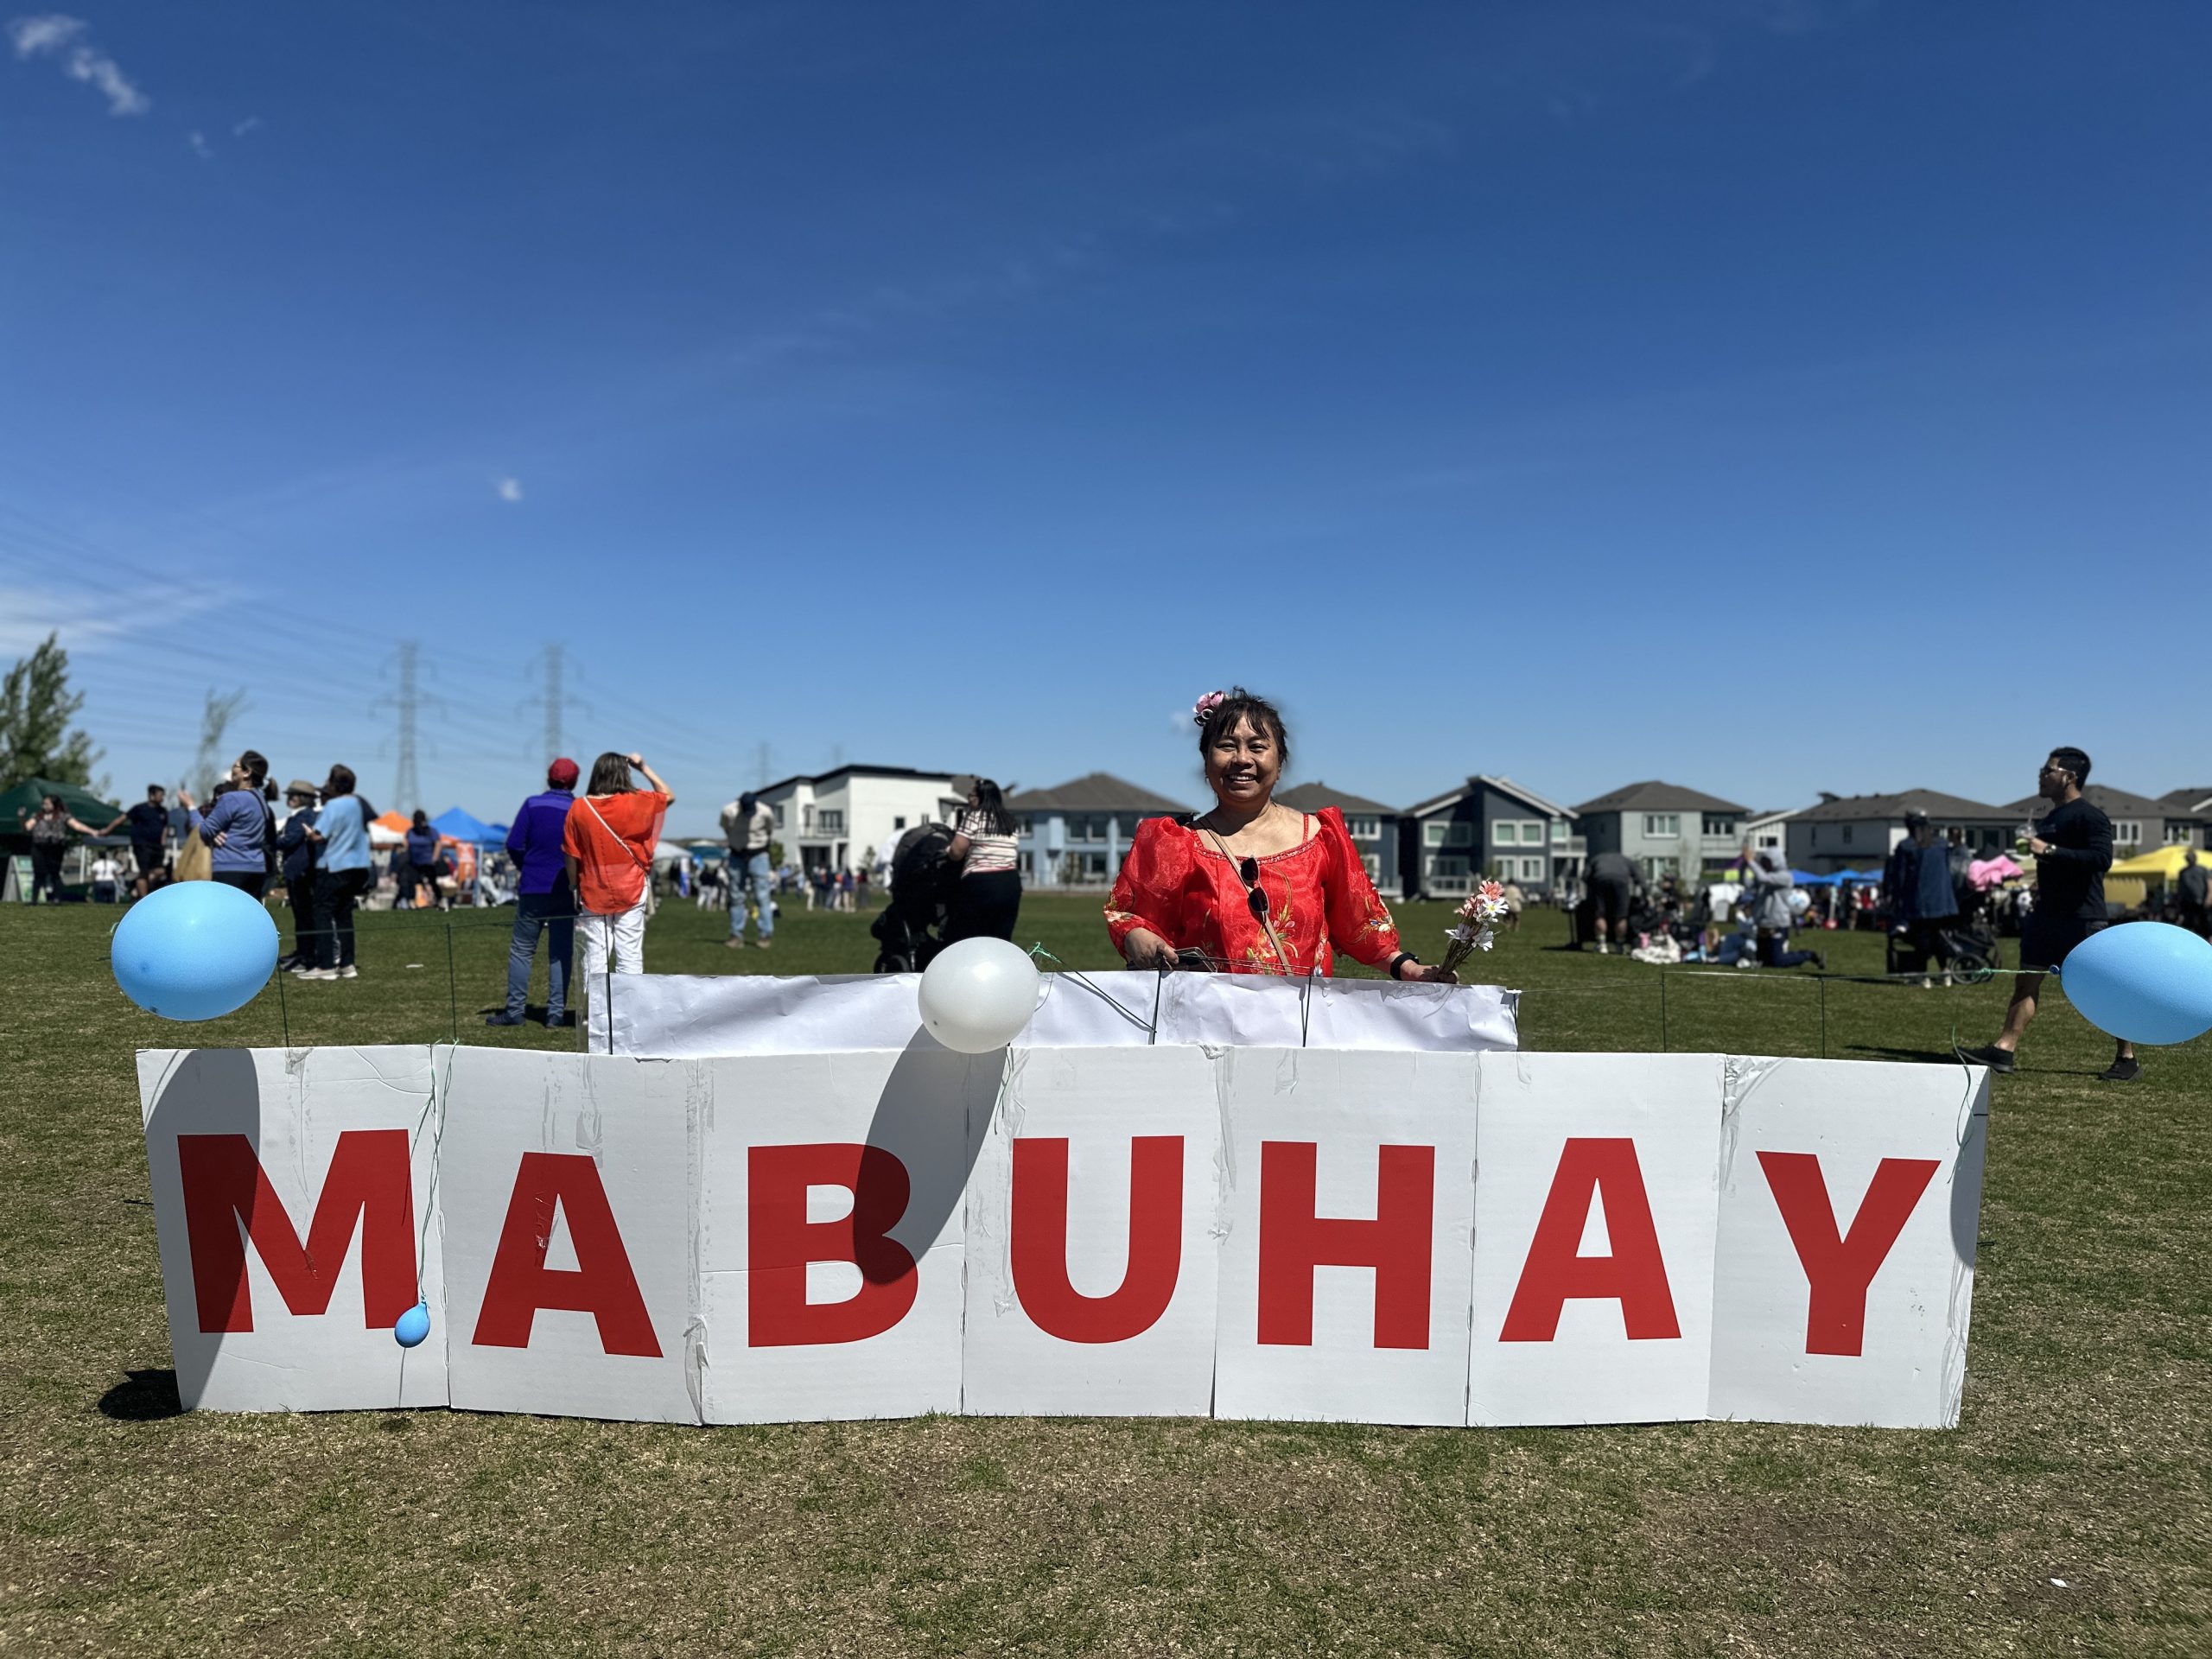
[1257,1141,1434,1349]
[1500,1137,1681,1342]
[1757,1151,1940,1357]
[1011,1135,1183,1343]
[747,1143,918,1347]
[178,1129,416,1333]
[472,1153,661,1357]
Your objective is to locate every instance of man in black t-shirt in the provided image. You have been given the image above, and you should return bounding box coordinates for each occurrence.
[102,785,171,892]
[1957,747,2138,1082]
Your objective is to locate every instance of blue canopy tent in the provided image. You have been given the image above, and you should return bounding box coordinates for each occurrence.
[429,806,499,844]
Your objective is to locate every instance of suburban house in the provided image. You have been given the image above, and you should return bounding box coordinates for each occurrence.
[1007,772,1190,888]
[2158,787,2212,847]
[2001,785,2208,855]
[1398,776,1580,899]
[1573,782,1748,880]
[1742,808,1797,861]
[1274,781,1402,894]
[753,765,961,874]
[1785,790,2015,874]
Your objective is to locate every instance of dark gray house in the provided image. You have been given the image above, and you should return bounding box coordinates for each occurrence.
[1275,781,1403,896]
[1398,775,1580,899]
[2002,785,2205,857]
[2157,787,2212,849]
[1785,789,2014,874]
[1007,772,1189,888]
[1574,781,1748,881]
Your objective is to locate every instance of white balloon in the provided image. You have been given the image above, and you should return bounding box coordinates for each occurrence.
[916,937,1041,1053]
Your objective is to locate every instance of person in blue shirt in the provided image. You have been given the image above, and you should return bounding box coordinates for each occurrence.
[404,810,446,910]
[175,750,276,898]
[275,780,321,970]
[487,757,580,1027]
[299,764,374,979]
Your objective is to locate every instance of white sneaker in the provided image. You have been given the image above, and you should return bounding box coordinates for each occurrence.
[297,968,338,981]
[339,964,359,980]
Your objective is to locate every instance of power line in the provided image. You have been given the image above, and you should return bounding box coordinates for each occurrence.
[523,643,590,764]
[372,642,440,814]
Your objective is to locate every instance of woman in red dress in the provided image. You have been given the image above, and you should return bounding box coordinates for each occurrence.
[1105,688,1455,982]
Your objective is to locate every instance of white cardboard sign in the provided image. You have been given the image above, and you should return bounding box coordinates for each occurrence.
[1211,1048,1478,1427]
[137,1039,1987,1432]
[962,1046,1224,1417]
[591,970,1518,1058]
[138,1045,448,1413]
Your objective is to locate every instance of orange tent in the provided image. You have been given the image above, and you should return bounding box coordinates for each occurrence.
[373,810,411,834]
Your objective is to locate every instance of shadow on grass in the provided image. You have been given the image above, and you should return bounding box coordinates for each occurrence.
[99,1368,182,1421]
[1846,1045,1967,1065]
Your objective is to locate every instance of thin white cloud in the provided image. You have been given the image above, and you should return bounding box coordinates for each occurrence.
[9,12,149,116]
[0,580,237,657]
[231,115,260,138]
[7,12,79,54]
[188,129,212,159]
[495,477,524,503]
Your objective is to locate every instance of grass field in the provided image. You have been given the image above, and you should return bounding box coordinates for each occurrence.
[3,895,2207,1656]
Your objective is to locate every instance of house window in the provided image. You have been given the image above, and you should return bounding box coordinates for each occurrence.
[2113,820,2140,847]
[1642,814,1680,838]
[1427,855,1469,878]
[1362,854,1381,881]
[1702,817,1733,837]
[1842,825,1853,844]
[1345,814,1380,841]
[2170,823,2196,844]
[1446,822,1474,848]
[893,817,906,830]
[1518,857,1543,880]
[1425,820,1446,848]
[817,810,844,836]
[1495,818,1541,847]
[1551,819,1567,842]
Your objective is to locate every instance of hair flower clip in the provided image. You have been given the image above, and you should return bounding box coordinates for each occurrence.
[1192,690,1228,726]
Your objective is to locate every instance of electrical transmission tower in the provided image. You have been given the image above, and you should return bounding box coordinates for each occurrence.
[372,642,440,814]
[524,644,591,763]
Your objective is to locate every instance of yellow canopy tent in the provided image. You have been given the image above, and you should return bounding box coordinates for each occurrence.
[2105,842,2204,907]
[2110,844,2203,880]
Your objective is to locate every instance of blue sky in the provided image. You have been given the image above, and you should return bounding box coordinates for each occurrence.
[5,2,2207,834]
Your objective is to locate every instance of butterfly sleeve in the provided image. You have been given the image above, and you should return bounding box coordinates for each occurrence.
[1317,806,1402,969]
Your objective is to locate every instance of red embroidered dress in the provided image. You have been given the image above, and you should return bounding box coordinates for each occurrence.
[1104,806,1402,976]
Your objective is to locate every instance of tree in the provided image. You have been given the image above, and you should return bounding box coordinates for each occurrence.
[189,688,249,798]
[0,632,103,794]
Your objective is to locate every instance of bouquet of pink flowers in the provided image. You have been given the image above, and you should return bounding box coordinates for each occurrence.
[1439,880,1510,976]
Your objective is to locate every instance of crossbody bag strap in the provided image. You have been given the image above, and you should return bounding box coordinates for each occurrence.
[1204,823,1294,976]
[582,796,649,873]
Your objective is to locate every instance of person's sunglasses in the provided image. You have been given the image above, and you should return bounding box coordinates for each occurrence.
[1236,855,1268,920]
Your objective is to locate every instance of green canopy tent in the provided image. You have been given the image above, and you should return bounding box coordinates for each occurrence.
[0,777,124,837]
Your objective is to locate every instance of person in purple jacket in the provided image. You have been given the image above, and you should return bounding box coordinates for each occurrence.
[175,750,276,899]
[486,757,579,1028]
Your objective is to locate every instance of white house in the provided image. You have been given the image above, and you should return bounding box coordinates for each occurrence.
[1741,807,1798,861]
[753,765,963,874]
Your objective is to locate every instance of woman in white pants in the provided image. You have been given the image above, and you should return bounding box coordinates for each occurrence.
[562,751,674,986]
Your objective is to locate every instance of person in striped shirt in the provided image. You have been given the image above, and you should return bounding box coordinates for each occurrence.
[944,778,1023,944]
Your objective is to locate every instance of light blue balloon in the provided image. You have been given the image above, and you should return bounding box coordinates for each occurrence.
[2058,921,2212,1047]
[394,1301,432,1349]
[110,880,279,1022]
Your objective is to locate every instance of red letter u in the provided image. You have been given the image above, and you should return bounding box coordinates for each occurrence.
[1010,1135,1184,1343]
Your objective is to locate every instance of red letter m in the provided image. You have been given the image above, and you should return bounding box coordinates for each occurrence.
[177,1130,416,1333]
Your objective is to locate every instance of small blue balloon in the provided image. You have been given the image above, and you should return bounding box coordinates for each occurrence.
[2059,921,2212,1047]
[110,880,280,1022]
[394,1302,432,1348]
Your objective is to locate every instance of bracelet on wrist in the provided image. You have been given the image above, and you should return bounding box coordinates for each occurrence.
[1389,951,1418,980]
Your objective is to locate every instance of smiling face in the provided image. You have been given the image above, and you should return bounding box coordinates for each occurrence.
[1205,714,1281,812]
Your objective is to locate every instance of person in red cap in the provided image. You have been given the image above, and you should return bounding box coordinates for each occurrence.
[488,758,580,1027]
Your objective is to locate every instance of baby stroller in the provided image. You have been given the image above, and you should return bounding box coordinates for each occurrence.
[1886,918,2002,984]
[871,822,957,972]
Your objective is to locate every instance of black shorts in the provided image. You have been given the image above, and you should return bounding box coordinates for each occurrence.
[2020,912,2102,973]
[132,842,164,875]
[1592,877,1633,923]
